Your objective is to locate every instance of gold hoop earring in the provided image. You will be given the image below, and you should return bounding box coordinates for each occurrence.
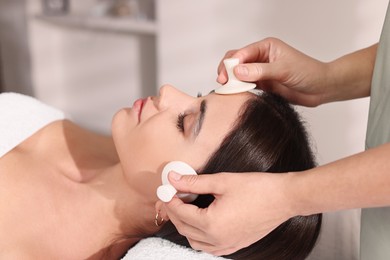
[154,211,164,227]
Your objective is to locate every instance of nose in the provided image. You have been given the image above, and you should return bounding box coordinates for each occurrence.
[157,84,194,110]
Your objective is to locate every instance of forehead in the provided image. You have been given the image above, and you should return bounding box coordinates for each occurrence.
[193,92,251,154]
[209,91,249,124]
[205,92,251,121]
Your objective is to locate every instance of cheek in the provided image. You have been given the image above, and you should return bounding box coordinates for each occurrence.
[121,126,189,196]
[188,137,222,168]
[122,122,187,175]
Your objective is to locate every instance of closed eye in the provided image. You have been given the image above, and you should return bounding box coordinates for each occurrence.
[176,93,202,134]
[176,113,187,133]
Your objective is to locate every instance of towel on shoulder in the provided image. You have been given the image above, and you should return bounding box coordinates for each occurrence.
[0,92,64,158]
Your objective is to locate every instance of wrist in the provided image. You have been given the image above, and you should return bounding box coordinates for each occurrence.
[319,62,338,104]
[323,45,376,103]
[283,171,318,217]
[278,172,304,218]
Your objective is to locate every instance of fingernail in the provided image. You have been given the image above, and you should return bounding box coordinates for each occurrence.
[236,65,249,76]
[169,171,182,181]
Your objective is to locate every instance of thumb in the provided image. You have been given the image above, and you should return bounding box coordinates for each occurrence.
[234,63,277,82]
[168,171,223,195]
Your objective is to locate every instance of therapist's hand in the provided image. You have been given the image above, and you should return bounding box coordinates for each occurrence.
[163,171,294,256]
[217,37,329,107]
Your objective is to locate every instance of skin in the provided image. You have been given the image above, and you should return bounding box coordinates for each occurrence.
[0,85,250,259]
[163,37,390,256]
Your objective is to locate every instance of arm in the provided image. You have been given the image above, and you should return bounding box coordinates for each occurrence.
[217,38,377,107]
[323,44,377,104]
[164,142,390,256]
[291,142,390,216]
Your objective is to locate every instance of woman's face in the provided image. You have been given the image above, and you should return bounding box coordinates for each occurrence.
[112,85,251,196]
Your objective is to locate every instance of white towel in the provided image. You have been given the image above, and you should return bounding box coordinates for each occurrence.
[123,237,229,260]
[0,92,65,158]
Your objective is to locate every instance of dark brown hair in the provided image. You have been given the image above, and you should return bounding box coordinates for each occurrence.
[157,92,321,259]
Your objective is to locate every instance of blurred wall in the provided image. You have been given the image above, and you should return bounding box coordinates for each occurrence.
[157,0,389,165]
[0,48,3,92]
[26,0,156,133]
[0,0,33,95]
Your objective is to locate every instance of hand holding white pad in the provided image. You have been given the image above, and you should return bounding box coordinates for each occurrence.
[156,161,198,203]
[215,58,256,94]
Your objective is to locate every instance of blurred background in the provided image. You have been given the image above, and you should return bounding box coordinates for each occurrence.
[0,0,388,166]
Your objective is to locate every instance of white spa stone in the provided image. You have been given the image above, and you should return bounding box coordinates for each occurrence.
[215,58,256,94]
[156,161,198,203]
[157,184,178,203]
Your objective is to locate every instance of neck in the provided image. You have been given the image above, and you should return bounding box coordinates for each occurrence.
[78,164,161,258]
[51,121,160,258]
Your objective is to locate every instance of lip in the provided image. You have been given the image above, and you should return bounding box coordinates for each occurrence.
[132,98,146,123]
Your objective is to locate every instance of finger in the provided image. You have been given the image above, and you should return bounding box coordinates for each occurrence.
[217,49,237,74]
[168,172,226,195]
[187,238,239,257]
[217,50,237,84]
[216,72,228,85]
[164,196,209,233]
[187,237,220,253]
[234,39,275,63]
[168,220,207,243]
[217,38,282,84]
[164,199,216,245]
[234,62,280,83]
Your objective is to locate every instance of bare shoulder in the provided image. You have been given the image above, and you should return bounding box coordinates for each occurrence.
[0,249,37,260]
[1,119,118,185]
[0,119,117,165]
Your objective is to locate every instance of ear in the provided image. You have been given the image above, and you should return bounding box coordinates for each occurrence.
[155,200,170,221]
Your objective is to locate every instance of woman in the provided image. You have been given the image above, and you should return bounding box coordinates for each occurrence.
[158,87,321,260]
[0,84,320,259]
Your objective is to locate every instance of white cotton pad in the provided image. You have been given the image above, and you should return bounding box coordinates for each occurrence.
[215,58,256,94]
[156,161,198,203]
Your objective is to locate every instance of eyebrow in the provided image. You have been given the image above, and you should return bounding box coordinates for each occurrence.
[194,99,207,138]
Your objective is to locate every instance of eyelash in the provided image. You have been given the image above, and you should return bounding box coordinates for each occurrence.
[176,93,202,133]
[176,113,187,133]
